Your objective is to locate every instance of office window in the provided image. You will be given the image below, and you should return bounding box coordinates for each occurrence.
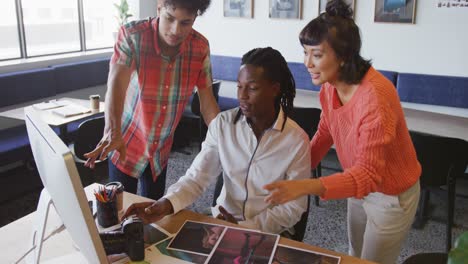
[0,1,21,60]
[82,0,118,50]
[22,0,80,57]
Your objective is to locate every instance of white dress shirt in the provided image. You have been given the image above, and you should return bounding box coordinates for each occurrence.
[164,107,311,234]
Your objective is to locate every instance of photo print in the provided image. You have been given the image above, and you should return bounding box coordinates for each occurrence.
[143,223,171,247]
[272,245,341,264]
[374,0,417,23]
[269,0,302,19]
[168,221,227,255]
[155,236,208,264]
[206,227,279,264]
[223,0,253,18]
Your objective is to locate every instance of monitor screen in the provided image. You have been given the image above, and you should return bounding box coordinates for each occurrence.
[25,107,108,263]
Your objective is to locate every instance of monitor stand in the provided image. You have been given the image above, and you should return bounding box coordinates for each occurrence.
[26,189,64,264]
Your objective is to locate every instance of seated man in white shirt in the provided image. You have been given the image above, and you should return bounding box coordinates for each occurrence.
[122,47,311,235]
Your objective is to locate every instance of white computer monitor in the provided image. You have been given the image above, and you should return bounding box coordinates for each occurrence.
[24,107,108,263]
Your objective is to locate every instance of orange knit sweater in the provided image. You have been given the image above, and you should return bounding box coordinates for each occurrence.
[311,67,421,200]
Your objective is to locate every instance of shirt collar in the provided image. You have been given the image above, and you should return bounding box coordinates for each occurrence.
[238,107,286,132]
[151,17,189,56]
[271,107,286,131]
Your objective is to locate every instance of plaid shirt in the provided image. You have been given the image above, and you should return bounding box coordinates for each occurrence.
[109,18,212,180]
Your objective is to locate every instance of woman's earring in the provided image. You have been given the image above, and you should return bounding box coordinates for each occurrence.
[340,61,345,67]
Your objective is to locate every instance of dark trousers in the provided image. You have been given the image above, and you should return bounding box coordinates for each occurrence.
[108,160,167,201]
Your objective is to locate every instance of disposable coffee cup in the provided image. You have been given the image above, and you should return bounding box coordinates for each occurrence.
[105,181,124,211]
[90,94,100,113]
[96,198,118,228]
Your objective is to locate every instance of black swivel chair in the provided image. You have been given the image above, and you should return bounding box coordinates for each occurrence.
[402,252,448,264]
[211,174,310,242]
[175,80,221,152]
[191,80,221,149]
[71,116,107,186]
[289,107,322,206]
[410,131,468,251]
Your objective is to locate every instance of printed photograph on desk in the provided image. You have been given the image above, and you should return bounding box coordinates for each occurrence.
[272,245,341,264]
[167,220,227,255]
[154,236,208,264]
[143,223,171,247]
[206,227,279,264]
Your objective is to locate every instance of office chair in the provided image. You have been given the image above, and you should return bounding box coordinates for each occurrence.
[190,80,221,149]
[402,252,448,264]
[289,107,322,206]
[175,80,221,152]
[71,116,107,186]
[410,131,468,251]
[211,173,310,242]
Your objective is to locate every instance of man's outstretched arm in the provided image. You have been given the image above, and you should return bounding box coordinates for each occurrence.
[84,64,131,168]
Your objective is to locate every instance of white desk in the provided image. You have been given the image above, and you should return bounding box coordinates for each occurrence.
[219,81,468,141]
[0,97,105,142]
[0,97,104,126]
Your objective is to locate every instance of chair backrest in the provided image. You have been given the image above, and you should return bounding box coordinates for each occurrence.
[211,173,310,242]
[402,252,448,264]
[74,116,105,160]
[191,80,221,116]
[290,196,310,242]
[410,131,468,187]
[289,107,321,139]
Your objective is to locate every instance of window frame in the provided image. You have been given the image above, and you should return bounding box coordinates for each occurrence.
[0,0,114,63]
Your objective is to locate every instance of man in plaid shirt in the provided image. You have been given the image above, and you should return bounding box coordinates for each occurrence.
[84,0,219,200]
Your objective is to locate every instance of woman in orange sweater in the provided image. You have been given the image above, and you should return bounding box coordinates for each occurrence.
[264,1,421,263]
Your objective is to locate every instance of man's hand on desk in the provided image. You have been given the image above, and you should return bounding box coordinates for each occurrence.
[122,198,174,224]
[215,206,238,224]
[84,128,126,168]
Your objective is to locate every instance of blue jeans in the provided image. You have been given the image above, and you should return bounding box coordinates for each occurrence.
[108,160,167,200]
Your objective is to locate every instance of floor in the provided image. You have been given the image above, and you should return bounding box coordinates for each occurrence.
[1,141,467,263]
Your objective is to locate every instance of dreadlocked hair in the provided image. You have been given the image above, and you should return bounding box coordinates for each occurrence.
[241,47,296,129]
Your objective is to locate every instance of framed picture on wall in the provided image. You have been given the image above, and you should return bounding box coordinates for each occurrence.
[319,0,355,17]
[374,0,417,24]
[269,0,302,19]
[223,0,253,18]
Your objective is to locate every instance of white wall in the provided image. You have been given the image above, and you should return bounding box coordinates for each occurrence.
[129,0,158,20]
[188,1,468,77]
[6,1,463,77]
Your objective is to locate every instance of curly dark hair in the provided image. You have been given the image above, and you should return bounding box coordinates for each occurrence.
[161,0,211,15]
[299,0,371,84]
[240,47,296,130]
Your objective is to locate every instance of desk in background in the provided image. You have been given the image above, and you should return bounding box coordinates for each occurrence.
[0,97,104,143]
[219,81,468,142]
[296,89,468,142]
[0,183,375,264]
